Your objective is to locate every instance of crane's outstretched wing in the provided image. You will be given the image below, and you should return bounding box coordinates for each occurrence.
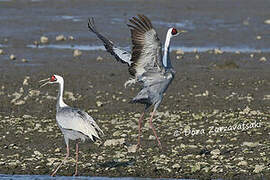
[88,18,132,66]
[128,14,164,77]
[56,107,103,141]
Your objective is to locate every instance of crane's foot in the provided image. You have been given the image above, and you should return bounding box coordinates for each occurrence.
[124,78,136,88]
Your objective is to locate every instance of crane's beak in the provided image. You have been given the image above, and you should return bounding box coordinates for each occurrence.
[39,78,50,88]
[178,30,187,35]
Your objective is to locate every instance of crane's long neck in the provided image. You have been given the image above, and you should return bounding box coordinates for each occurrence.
[57,81,67,111]
[162,30,172,68]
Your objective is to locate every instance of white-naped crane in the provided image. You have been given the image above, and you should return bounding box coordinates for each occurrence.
[88,14,185,149]
[40,75,103,176]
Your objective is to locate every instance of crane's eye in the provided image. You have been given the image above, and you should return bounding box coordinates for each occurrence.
[171,28,178,35]
[50,75,57,82]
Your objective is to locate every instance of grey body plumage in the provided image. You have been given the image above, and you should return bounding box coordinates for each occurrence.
[40,74,103,176]
[88,14,184,149]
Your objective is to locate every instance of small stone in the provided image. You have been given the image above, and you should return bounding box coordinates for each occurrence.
[73,49,82,57]
[238,161,248,166]
[34,150,42,156]
[250,54,254,58]
[242,106,251,114]
[176,49,184,55]
[253,165,265,173]
[243,141,259,148]
[214,48,223,54]
[96,56,103,61]
[149,135,155,140]
[211,166,219,172]
[40,36,49,44]
[98,156,104,160]
[264,19,270,24]
[22,115,32,119]
[33,41,39,46]
[176,55,183,60]
[68,36,75,40]
[104,138,125,146]
[96,101,103,107]
[127,145,137,153]
[195,54,199,60]
[256,35,262,40]
[10,54,16,60]
[206,139,214,143]
[0,49,4,55]
[172,163,180,169]
[191,163,201,172]
[56,34,66,41]
[210,149,221,156]
[21,58,28,63]
[54,148,60,153]
[259,57,267,62]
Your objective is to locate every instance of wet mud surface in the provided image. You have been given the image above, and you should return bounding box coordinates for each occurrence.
[0,0,269,179]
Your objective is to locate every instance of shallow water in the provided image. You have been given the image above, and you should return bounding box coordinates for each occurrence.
[27,44,269,53]
[0,174,188,180]
[1,0,270,50]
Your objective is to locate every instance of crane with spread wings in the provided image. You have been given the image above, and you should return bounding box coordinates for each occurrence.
[88,14,186,149]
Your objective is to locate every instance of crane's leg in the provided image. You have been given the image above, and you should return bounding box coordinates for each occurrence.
[74,143,79,176]
[51,145,69,176]
[149,109,162,149]
[137,111,145,149]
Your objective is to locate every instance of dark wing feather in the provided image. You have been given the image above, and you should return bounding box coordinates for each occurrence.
[88,18,132,66]
[128,14,164,77]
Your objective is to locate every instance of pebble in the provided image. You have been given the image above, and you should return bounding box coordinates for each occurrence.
[253,165,265,173]
[256,36,262,40]
[149,135,155,140]
[34,150,42,156]
[176,49,184,55]
[237,161,248,166]
[21,58,28,63]
[214,48,223,54]
[54,148,60,153]
[40,36,49,44]
[96,56,103,61]
[0,49,4,55]
[259,57,267,62]
[172,163,180,169]
[264,19,270,24]
[96,101,103,107]
[68,36,75,40]
[127,145,137,153]
[73,49,82,57]
[191,163,201,172]
[33,40,39,46]
[56,34,66,41]
[210,149,221,156]
[242,141,259,148]
[104,138,125,146]
[10,54,16,60]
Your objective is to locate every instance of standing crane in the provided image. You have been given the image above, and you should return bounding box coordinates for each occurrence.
[40,75,103,176]
[88,14,185,149]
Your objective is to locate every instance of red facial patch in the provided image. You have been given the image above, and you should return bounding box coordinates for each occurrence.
[171,28,178,35]
[50,75,56,82]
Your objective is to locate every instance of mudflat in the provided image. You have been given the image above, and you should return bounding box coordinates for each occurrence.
[0,0,269,179]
